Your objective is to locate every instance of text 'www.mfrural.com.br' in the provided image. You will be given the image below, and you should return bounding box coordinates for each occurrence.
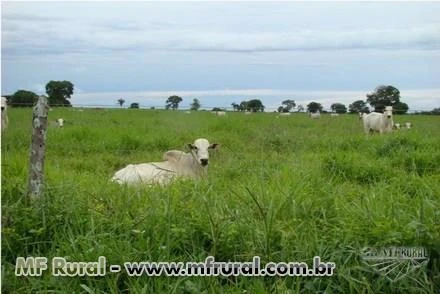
[15,256,336,277]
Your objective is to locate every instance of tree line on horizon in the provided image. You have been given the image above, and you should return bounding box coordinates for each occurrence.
[3,83,440,115]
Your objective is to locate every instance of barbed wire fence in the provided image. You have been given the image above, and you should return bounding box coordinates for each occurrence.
[3,101,439,113]
[1,98,439,196]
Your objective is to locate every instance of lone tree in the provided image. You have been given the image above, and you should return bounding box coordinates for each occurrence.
[246,99,265,112]
[297,104,305,112]
[236,99,266,112]
[431,108,440,115]
[366,85,400,112]
[10,90,38,107]
[238,101,249,112]
[330,103,347,114]
[349,100,369,113]
[165,95,183,110]
[278,99,296,112]
[117,98,125,108]
[307,101,323,113]
[231,102,239,111]
[190,98,201,111]
[45,80,74,107]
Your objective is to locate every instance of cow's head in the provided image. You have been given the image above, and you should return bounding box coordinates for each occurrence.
[384,106,393,119]
[188,138,219,166]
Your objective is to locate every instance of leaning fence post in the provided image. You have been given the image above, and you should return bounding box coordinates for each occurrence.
[27,96,49,199]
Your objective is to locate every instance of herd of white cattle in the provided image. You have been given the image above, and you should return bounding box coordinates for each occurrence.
[0,97,414,137]
[111,105,412,185]
[1,98,415,186]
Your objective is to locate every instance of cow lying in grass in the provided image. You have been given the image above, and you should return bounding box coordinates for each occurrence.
[112,138,219,185]
[362,106,394,134]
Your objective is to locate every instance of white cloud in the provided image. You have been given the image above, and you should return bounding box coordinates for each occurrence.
[2,3,440,59]
[4,22,440,57]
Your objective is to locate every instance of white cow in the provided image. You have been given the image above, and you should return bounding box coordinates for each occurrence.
[393,122,401,130]
[362,106,394,134]
[310,111,321,119]
[330,113,339,117]
[405,122,412,129]
[57,118,64,128]
[216,111,226,116]
[279,112,291,117]
[111,138,219,185]
[1,97,8,131]
[244,111,252,115]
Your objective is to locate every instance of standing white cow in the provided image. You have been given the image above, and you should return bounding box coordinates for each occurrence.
[405,122,412,129]
[1,97,8,131]
[330,113,339,117]
[362,106,394,134]
[216,111,226,116]
[310,111,321,119]
[112,138,219,185]
[57,118,64,128]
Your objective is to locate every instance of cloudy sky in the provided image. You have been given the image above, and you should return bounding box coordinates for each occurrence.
[1,1,440,111]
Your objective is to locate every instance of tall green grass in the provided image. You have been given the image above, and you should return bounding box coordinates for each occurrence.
[2,108,440,293]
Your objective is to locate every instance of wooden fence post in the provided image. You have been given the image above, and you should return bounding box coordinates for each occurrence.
[27,96,49,199]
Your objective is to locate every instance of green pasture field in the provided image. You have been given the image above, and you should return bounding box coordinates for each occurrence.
[2,108,440,293]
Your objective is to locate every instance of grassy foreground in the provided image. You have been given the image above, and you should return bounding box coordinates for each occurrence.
[2,108,440,293]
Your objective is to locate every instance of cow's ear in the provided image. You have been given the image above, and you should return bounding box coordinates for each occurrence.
[209,143,219,149]
[188,143,196,150]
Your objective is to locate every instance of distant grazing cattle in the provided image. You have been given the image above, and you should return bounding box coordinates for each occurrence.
[244,111,252,115]
[330,113,339,117]
[1,97,8,131]
[393,122,401,130]
[405,122,412,129]
[278,112,291,117]
[57,118,64,128]
[216,111,226,116]
[310,111,321,119]
[111,138,219,185]
[361,106,394,134]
